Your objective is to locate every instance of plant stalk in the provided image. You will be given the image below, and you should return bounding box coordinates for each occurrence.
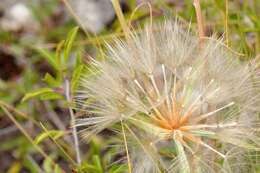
[65,79,81,164]
[111,0,131,40]
[193,0,205,45]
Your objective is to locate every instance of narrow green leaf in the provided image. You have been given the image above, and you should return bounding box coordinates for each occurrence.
[71,65,84,92]
[23,156,42,173]
[79,162,100,172]
[54,164,63,173]
[22,88,53,102]
[55,40,65,65]
[34,130,65,144]
[174,140,190,173]
[93,155,103,173]
[75,51,83,67]
[7,162,21,173]
[64,27,79,62]
[36,48,60,71]
[40,92,63,100]
[43,157,53,173]
[43,73,61,87]
[108,164,127,173]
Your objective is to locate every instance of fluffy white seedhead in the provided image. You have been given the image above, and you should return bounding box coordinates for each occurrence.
[75,21,260,172]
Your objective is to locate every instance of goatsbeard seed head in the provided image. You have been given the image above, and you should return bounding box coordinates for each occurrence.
[75,21,260,173]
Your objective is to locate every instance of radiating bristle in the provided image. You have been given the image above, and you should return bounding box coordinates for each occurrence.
[75,21,260,172]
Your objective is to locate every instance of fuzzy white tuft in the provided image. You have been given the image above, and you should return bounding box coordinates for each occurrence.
[75,21,260,172]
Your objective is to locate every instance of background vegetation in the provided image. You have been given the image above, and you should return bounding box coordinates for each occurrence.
[0,0,259,172]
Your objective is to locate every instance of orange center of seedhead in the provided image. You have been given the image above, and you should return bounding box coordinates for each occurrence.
[136,73,228,158]
[152,93,191,131]
[149,89,201,144]
[134,72,202,145]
